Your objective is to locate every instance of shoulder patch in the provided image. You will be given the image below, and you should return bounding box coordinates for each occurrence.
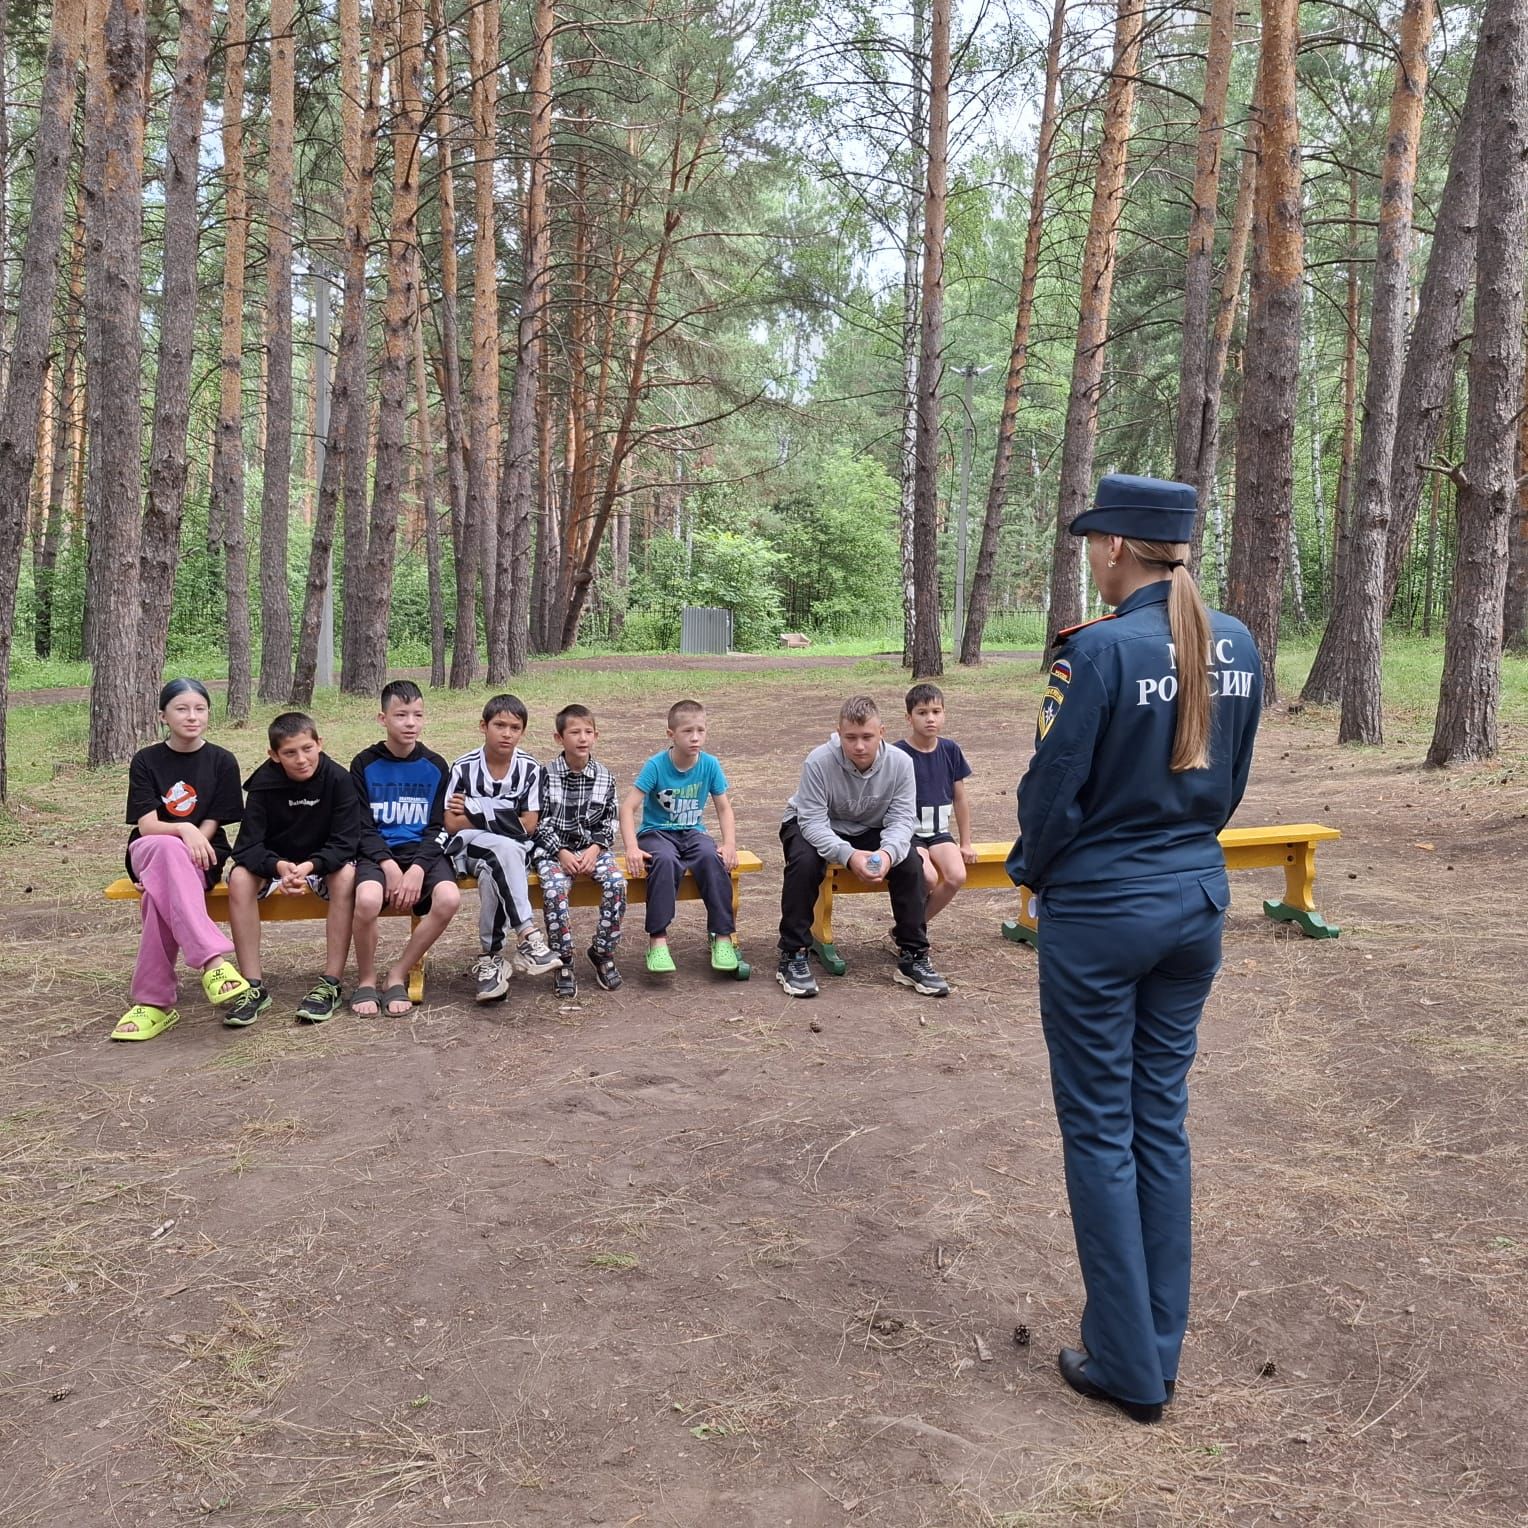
[1049,658,1072,684]
[1054,613,1118,642]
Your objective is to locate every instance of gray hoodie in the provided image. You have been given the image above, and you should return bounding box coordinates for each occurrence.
[783,733,918,866]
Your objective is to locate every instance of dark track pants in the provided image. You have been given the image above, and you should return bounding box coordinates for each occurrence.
[637,829,735,937]
[1037,866,1229,1407]
[777,819,928,956]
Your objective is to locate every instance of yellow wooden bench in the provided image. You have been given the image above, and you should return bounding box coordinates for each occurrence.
[1000,822,1342,949]
[106,849,765,1001]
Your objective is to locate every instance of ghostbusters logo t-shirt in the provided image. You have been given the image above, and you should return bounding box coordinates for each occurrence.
[125,739,245,884]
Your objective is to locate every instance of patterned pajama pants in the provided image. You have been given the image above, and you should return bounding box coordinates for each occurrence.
[535,850,626,961]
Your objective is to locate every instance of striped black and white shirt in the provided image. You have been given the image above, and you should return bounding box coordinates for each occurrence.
[533,754,618,859]
[447,746,541,840]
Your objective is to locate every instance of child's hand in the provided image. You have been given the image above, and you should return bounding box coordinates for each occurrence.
[390,864,424,910]
[624,843,650,878]
[848,849,887,884]
[717,843,738,871]
[446,792,466,817]
[179,824,215,871]
[575,847,599,875]
[558,848,580,875]
[960,842,979,865]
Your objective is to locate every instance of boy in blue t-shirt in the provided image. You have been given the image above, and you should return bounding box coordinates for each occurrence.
[893,683,975,923]
[619,698,739,975]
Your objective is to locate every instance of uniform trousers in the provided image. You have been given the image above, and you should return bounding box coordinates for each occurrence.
[128,836,235,1008]
[535,849,626,960]
[636,829,735,937]
[1037,865,1229,1406]
[452,828,533,954]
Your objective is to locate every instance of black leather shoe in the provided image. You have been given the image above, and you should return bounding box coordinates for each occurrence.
[1058,1347,1164,1424]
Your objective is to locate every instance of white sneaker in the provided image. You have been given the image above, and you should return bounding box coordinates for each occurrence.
[514,927,562,977]
[473,953,510,1002]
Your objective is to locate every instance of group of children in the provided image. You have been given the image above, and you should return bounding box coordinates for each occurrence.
[111,676,976,1041]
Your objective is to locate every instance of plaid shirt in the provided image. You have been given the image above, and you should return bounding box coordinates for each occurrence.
[532,754,619,859]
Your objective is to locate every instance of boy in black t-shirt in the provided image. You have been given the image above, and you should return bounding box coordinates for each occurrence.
[893,683,976,923]
[226,712,362,1027]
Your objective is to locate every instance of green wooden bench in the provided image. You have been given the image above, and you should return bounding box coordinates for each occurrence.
[106,849,765,1001]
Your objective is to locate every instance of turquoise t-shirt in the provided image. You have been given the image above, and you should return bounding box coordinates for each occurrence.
[635,750,728,834]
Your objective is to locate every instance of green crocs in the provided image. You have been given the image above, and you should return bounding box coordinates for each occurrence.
[709,935,739,972]
[645,943,676,975]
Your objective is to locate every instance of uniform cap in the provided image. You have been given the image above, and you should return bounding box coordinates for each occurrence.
[1068,474,1197,541]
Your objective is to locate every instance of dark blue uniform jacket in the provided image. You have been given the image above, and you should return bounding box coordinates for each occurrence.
[1009,581,1263,890]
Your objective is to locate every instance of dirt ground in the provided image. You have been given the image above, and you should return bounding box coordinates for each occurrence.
[2,662,1526,1527]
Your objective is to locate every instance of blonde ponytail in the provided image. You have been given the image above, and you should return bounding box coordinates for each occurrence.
[1123,538,1213,771]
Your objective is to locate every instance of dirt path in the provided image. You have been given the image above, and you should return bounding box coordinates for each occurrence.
[2,672,1526,1526]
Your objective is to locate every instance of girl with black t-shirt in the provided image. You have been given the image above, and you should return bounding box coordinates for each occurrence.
[111,679,253,1041]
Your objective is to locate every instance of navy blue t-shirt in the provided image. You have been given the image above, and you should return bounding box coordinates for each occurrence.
[893,737,972,842]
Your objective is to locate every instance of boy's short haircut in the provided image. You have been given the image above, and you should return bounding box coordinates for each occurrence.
[905,682,945,712]
[381,678,423,710]
[667,699,706,728]
[483,692,528,724]
[555,703,596,733]
[839,695,880,727]
[268,711,320,749]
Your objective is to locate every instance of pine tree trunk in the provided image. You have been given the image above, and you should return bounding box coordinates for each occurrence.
[909,0,951,677]
[1044,0,1144,645]
[1302,170,1362,704]
[1426,0,1528,765]
[336,0,382,689]
[1421,468,1441,637]
[1225,0,1302,703]
[0,0,84,799]
[1383,38,1487,615]
[1172,0,1235,490]
[1504,402,1528,649]
[960,0,1064,666]
[1305,291,1328,592]
[1336,0,1434,745]
[83,0,148,765]
[899,0,925,668]
[0,0,11,375]
[211,0,252,723]
[414,266,446,686]
[348,0,421,695]
[256,0,296,699]
[137,0,214,735]
[453,0,497,685]
[1189,114,1257,568]
[491,0,552,679]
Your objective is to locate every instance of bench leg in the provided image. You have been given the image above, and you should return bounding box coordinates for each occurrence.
[1000,884,1040,949]
[810,875,846,976]
[1263,843,1340,939]
[407,915,427,1002]
[727,870,751,979]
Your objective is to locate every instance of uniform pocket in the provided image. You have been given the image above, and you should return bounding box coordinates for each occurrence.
[1198,869,1231,913]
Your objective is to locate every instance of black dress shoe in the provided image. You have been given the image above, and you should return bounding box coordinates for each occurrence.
[1057,1347,1164,1424]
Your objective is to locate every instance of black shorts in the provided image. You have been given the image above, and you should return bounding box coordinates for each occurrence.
[915,832,956,850]
[356,847,456,914]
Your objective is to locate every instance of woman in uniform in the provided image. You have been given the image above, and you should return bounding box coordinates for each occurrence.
[1009,474,1263,1422]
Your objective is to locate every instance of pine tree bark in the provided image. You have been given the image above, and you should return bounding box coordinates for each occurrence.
[211,0,252,722]
[1383,38,1487,614]
[1044,0,1144,645]
[1505,392,1528,649]
[348,0,421,695]
[0,0,84,799]
[899,0,926,668]
[1172,0,1235,491]
[959,0,1064,665]
[1336,0,1435,745]
[414,263,446,686]
[1427,0,1528,765]
[490,0,552,680]
[453,0,498,685]
[256,0,296,699]
[1225,0,1302,703]
[909,0,951,678]
[137,0,214,736]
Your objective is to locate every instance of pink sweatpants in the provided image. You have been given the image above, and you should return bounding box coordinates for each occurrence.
[128,836,234,1008]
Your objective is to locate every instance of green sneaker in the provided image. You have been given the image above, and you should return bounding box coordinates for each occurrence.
[709,935,739,972]
[296,975,343,1024]
[645,943,676,974]
[223,980,271,1029]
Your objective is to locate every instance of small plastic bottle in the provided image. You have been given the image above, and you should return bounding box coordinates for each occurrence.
[865,852,883,876]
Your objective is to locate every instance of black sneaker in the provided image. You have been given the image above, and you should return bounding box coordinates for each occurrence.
[295,975,343,1024]
[472,953,510,1003]
[223,980,271,1029]
[587,948,622,991]
[554,963,578,999]
[894,950,949,997]
[776,951,818,999]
